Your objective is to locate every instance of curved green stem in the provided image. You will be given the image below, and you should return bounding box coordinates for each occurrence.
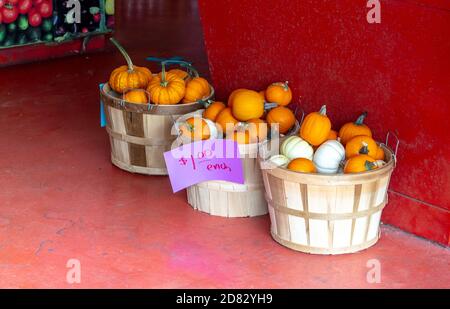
[355,111,367,125]
[110,38,134,72]
[319,105,327,116]
[282,81,289,91]
[160,62,168,87]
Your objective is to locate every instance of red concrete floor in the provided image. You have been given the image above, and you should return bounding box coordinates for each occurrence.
[0,0,448,288]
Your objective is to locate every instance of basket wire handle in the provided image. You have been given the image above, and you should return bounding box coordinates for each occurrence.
[146,88,155,112]
[385,131,400,167]
[146,57,198,79]
[199,99,214,108]
[294,104,305,126]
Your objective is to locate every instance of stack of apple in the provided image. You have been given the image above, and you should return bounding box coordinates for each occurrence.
[0,0,53,47]
[179,82,298,144]
[268,107,387,174]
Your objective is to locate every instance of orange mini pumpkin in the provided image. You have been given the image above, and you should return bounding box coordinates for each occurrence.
[258,90,266,101]
[232,90,265,121]
[183,77,210,103]
[109,38,152,93]
[166,69,189,81]
[327,129,338,141]
[345,135,378,159]
[299,105,332,146]
[123,89,148,104]
[344,154,377,174]
[266,106,296,134]
[203,101,226,122]
[265,81,292,106]
[374,145,385,161]
[247,118,268,142]
[179,117,211,141]
[147,69,186,105]
[231,119,268,144]
[287,158,317,173]
[229,130,251,145]
[227,88,247,107]
[215,107,239,134]
[339,112,372,145]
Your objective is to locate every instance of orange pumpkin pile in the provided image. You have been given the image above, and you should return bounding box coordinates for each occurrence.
[197,82,297,144]
[108,38,212,105]
[267,107,387,174]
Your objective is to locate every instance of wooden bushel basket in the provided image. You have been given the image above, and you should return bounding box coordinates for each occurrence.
[179,111,300,218]
[187,142,268,217]
[100,83,213,175]
[260,136,398,254]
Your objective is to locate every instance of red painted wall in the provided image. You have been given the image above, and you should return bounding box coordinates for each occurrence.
[199,0,450,245]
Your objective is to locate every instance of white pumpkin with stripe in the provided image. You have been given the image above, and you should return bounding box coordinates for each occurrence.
[313,140,345,174]
[281,136,313,160]
[268,154,290,168]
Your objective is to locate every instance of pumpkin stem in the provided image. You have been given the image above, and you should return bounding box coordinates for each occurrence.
[282,81,289,91]
[359,142,369,155]
[160,62,169,87]
[355,111,367,125]
[319,105,327,116]
[187,123,195,132]
[365,160,375,171]
[264,102,278,110]
[110,38,134,72]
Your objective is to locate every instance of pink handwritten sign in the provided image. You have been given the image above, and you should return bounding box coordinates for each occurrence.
[163,139,245,193]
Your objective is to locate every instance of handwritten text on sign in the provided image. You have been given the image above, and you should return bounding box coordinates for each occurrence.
[163,140,245,193]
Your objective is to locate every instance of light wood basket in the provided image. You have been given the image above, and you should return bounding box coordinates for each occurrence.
[260,142,396,254]
[100,83,213,175]
[187,142,268,217]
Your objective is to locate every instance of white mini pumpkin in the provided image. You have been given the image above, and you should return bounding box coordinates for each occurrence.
[177,117,219,144]
[281,136,314,160]
[268,154,290,168]
[313,140,345,174]
[204,118,219,140]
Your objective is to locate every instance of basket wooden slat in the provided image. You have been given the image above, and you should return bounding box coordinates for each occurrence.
[261,144,395,254]
[100,83,211,175]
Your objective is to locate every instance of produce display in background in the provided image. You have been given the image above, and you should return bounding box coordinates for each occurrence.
[54,0,114,42]
[0,0,114,48]
[0,0,54,47]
